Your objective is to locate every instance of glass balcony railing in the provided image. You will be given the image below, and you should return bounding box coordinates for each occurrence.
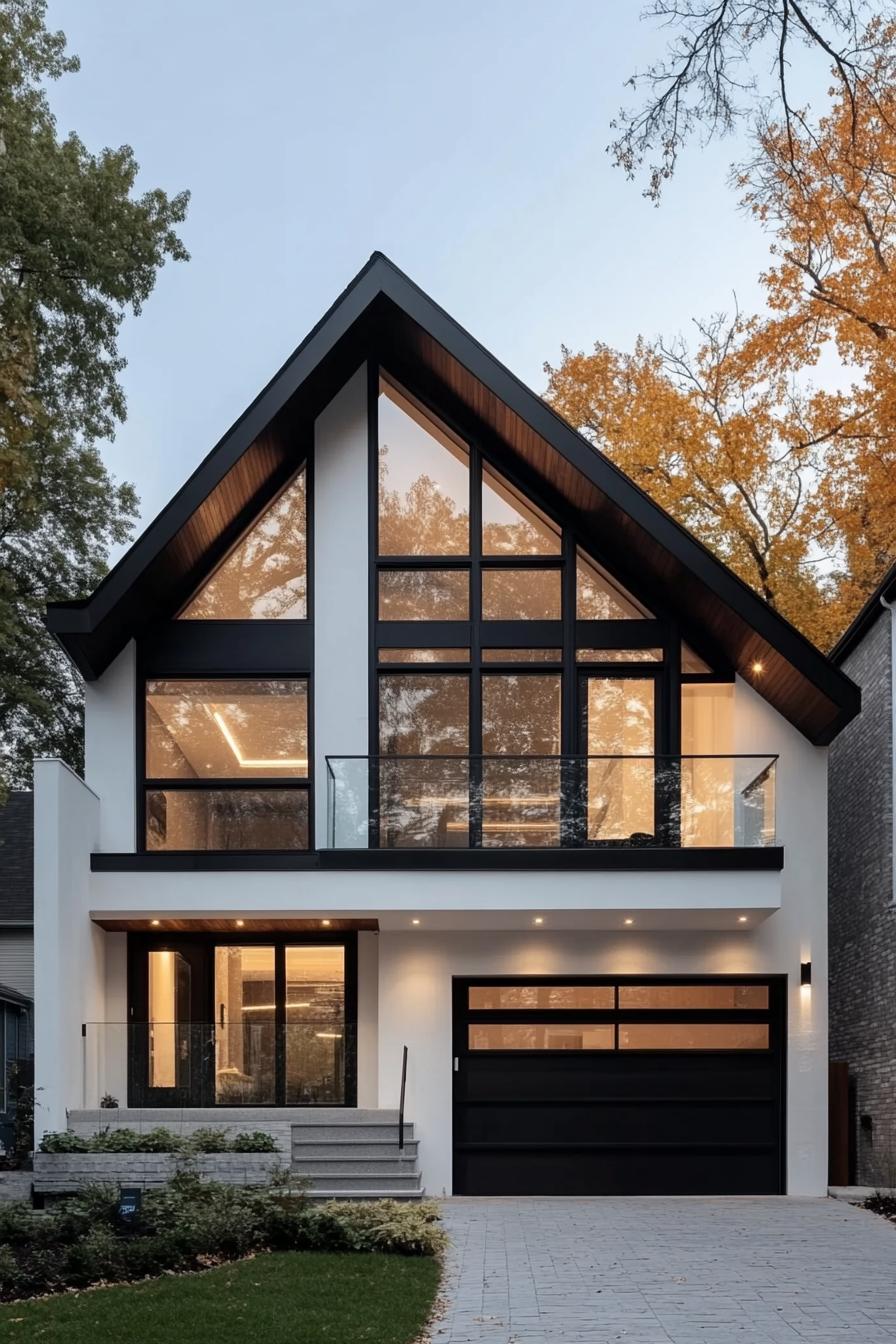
[325,755,777,850]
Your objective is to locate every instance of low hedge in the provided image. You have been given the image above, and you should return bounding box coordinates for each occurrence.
[38,1127,279,1155]
[0,1175,446,1301]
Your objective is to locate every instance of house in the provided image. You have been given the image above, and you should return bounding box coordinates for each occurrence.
[0,791,34,1150]
[34,253,859,1197]
[829,562,896,1187]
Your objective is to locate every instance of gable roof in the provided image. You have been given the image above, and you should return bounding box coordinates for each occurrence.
[0,792,33,925]
[46,253,859,745]
[830,560,896,666]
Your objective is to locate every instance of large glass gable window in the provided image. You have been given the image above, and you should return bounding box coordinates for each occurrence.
[179,470,307,620]
[144,679,309,851]
[378,380,469,555]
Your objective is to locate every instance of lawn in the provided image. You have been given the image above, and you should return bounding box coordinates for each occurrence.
[0,1250,441,1343]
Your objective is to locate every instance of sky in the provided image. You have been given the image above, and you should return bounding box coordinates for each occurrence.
[44,1,808,546]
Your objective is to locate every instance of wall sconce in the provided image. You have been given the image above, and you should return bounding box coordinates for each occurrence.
[800,961,812,987]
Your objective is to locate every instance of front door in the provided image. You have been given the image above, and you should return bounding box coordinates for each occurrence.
[128,935,357,1107]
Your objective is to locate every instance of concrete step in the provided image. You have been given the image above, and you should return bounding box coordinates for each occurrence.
[291,1141,419,1160]
[291,1123,414,1144]
[302,1172,422,1193]
[291,1158,421,1177]
[290,1110,400,1125]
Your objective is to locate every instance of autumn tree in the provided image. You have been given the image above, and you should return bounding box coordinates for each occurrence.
[0,1,189,790]
[612,0,882,200]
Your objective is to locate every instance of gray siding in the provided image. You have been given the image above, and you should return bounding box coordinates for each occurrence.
[0,930,33,1000]
[829,609,896,1184]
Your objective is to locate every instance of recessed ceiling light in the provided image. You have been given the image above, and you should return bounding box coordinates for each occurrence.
[321,919,331,927]
[738,915,748,923]
[533,917,544,925]
[751,660,764,675]
[235,919,245,928]
[624,918,634,926]
[411,918,420,926]
[150,919,160,927]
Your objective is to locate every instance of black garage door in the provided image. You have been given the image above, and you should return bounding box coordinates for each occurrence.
[453,976,785,1195]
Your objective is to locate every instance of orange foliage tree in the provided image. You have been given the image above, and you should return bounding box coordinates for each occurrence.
[550,17,896,648]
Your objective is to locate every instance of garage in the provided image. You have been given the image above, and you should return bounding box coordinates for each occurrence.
[452,975,785,1196]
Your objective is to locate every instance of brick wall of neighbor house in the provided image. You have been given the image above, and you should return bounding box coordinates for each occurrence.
[830,610,896,1185]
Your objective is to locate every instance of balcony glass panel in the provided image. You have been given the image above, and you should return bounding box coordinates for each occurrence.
[378,379,469,555]
[379,673,469,847]
[482,673,561,847]
[146,789,309,851]
[482,569,561,620]
[585,678,655,841]
[378,569,469,620]
[681,684,735,846]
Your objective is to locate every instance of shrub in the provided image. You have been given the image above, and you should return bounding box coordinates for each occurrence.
[38,1131,89,1154]
[185,1127,232,1153]
[0,1177,445,1301]
[230,1130,278,1153]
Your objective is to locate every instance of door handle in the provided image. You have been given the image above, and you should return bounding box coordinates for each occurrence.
[453,1057,459,1072]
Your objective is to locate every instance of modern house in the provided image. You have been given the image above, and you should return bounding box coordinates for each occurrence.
[829,561,896,1187]
[35,254,859,1197]
[0,791,35,1150]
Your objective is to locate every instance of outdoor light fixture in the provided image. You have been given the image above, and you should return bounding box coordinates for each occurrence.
[751,661,764,675]
[533,917,544,925]
[800,961,812,986]
[321,919,331,927]
[235,919,245,927]
[411,918,420,926]
[738,916,748,924]
[624,918,634,926]
[150,919,160,927]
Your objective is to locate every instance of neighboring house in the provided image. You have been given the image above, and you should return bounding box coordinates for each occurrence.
[34,254,859,1198]
[0,792,34,1149]
[829,562,896,1187]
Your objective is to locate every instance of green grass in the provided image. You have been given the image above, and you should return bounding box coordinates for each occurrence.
[0,1251,441,1343]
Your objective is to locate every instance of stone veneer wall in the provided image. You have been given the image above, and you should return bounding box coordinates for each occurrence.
[829,608,896,1185]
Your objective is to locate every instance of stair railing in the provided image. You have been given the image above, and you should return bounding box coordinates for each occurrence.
[398,1045,408,1153]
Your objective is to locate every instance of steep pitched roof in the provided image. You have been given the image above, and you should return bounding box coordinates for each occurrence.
[0,792,33,924]
[830,560,896,666]
[46,253,859,744]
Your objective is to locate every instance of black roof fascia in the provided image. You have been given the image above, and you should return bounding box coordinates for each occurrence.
[830,560,896,666]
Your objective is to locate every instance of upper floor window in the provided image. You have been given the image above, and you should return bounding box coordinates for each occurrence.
[576,549,651,620]
[481,464,560,555]
[378,380,469,556]
[144,678,309,851]
[179,469,307,620]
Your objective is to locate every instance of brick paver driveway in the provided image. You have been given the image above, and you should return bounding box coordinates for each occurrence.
[433,1198,896,1343]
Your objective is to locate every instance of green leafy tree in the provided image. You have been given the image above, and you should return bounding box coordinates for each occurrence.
[0,0,189,790]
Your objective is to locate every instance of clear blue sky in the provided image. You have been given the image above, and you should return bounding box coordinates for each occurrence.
[46,1,784,542]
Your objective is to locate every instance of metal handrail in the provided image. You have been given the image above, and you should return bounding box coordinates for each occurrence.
[398,1044,408,1153]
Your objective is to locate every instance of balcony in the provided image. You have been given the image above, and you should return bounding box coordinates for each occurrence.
[325,755,777,859]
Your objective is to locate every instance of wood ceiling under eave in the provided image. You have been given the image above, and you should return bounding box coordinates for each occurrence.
[374,298,855,745]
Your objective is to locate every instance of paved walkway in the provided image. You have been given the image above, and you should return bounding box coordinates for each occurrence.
[433,1198,896,1343]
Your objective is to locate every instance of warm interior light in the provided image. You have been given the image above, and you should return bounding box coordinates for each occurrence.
[751,661,764,675]
[150,919,161,927]
[315,1032,343,1039]
[212,710,307,770]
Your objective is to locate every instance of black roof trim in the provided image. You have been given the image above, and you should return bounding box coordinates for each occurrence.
[830,560,896,665]
[46,252,859,742]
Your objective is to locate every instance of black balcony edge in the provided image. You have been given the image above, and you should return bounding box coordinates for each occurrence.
[91,847,784,874]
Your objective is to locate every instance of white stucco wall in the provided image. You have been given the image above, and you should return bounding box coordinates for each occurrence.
[84,642,136,852]
[34,760,102,1133]
[313,365,369,848]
